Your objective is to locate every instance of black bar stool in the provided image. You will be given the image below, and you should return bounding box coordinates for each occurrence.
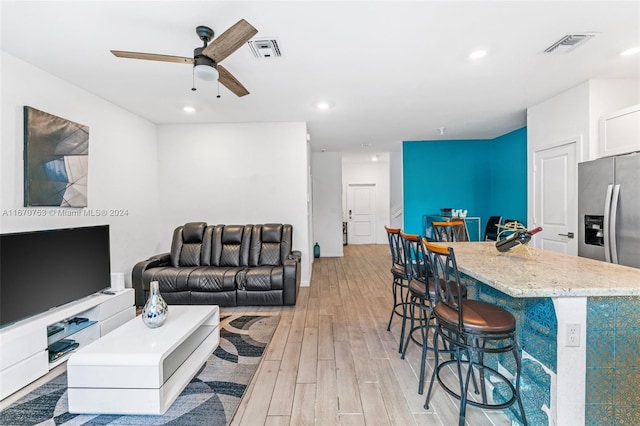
[400,232,469,395]
[384,226,410,352]
[398,231,436,394]
[423,240,528,426]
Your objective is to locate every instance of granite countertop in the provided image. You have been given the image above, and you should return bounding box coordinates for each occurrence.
[443,242,640,298]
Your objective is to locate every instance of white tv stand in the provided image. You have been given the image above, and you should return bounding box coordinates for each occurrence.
[0,288,135,400]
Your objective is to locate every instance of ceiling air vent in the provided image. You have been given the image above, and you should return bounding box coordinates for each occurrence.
[248,38,282,58]
[543,33,597,54]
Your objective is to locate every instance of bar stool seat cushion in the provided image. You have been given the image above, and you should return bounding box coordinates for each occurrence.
[409,278,468,299]
[391,263,407,278]
[408,277,436,298]
[434,299,516,333]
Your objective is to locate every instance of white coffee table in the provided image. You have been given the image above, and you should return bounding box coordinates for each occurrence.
[67,305,219,415]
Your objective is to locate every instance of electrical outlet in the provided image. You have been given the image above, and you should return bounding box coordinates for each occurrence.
[566,323,580,347]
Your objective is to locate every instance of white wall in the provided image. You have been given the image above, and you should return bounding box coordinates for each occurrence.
[156,122,311,285]
[587,79,640,161]
[306,138,314,278]
[0,51,160,284]
[342,153,390,244]
[528,79,640,164]
[389,151,403,228]
[311,152,343,257]
[527,81,591,160]
[527,78,639,241]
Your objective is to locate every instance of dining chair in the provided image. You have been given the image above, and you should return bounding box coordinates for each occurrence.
[484,216,502,241]
[432,220,468,242]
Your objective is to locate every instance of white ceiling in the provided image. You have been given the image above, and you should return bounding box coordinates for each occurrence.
[2,1,639,153]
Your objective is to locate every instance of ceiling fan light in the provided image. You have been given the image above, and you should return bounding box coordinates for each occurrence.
[620,46,640,56]
[469,49,487,60]
[194,64,219,81]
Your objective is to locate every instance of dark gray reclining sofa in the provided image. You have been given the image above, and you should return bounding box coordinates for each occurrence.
[132,222,301,307]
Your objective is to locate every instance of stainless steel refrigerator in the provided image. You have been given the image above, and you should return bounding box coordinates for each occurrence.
[578,152,640,268]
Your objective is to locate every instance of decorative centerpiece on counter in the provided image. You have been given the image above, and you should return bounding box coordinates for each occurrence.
[142,281,168,328]
[451,209,468,218]
[495,225,543,252]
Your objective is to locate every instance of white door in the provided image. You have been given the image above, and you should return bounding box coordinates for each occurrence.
[533,142,578,255]
[347,184,376,244]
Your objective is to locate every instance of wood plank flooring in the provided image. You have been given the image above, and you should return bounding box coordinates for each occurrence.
[1,244,513,425]
[229,244,512,426]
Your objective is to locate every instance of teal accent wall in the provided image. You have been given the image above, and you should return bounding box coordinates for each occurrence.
[403,127,527,236]
[489,127,528,226]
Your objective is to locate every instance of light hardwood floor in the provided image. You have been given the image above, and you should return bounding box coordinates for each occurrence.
[1,244,513,425]
[228,244,512,426]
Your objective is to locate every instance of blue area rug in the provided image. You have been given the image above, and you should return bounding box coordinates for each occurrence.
[0,314,279,425]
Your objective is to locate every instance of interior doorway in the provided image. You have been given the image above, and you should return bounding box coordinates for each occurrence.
[533,140,578,255]
[346,183,376,244]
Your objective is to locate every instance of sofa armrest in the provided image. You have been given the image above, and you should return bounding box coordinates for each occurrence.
[131,253,170,307]
[282,257,301,305]
[288,250,302,262]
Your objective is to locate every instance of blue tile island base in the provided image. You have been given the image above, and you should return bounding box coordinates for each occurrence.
[460,275,640,426]
[462,275,555,425]
[441,242,640,426]
[585,296,640,426]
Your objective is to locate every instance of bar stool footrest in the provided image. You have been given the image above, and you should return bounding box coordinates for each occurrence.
[434,359,518,410]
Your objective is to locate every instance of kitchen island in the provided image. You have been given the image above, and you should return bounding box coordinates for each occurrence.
[445,242,639,426]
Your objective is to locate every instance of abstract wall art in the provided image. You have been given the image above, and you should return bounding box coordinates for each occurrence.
[23,106,89,207]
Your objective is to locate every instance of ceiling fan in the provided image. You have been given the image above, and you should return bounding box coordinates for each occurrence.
[111,19,258,97]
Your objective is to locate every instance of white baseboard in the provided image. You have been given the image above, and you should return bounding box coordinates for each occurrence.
[317,252,344,257]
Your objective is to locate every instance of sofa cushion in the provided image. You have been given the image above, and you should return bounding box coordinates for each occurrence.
[170,222,208,267]
[237,289,282,306]
[210,225,251,267]
[187,267,243,292]
[183,222,206,243]
[261,224,283,243]
[190,290,237,306]
[160,291,191,305]
[260,243,282,266]
[237,266,284,291]
[142,266,202,293]
[249,224,293,267]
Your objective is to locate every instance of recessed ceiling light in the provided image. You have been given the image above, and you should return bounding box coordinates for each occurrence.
[316,101,331,110]
[469,50,487,60]
[372,155,379,162]
[620,46,640,56]
[183,106,196,113]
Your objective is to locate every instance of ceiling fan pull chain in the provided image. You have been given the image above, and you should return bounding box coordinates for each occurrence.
[217,80,221,98]
[191,67,196,91]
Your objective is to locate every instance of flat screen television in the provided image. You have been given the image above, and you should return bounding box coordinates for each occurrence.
[0,225,111,327]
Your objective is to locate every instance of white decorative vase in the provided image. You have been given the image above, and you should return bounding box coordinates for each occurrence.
[142,281,168,328]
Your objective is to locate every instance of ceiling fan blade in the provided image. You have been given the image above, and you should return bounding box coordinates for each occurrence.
[202,19,258,63]
[217,65,250,97]
[111,50,194,64]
